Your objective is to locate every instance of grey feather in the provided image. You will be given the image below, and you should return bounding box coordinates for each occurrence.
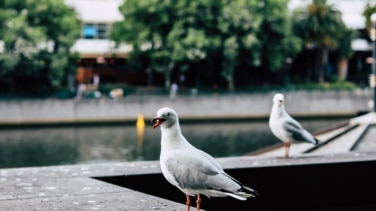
[284,120,318,144]
[165,150,241,192]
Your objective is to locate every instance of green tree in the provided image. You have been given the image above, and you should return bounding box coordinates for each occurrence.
[363,4,376,33]
[292,0,347,83]
[256,0,302,84]
[112,0,262,90]
[216,0,261,90]
[0,0,80,96]
[112,0,302,90]
[334,27,355,81]
[112,0,185,88]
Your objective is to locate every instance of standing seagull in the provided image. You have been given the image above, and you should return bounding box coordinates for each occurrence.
[152,107,257,211]
[269,93,319,158]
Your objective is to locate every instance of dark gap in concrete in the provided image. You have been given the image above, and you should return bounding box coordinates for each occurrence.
[305,124,360,153]
[350,125,373,151]
[93,160,376,211]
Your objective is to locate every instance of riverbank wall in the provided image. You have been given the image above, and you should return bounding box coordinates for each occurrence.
[0,90,372,126]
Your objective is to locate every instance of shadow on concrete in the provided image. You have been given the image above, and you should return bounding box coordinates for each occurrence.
[94,160,376,210]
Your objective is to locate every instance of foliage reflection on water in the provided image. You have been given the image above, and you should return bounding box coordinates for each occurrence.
[0,118,346,168]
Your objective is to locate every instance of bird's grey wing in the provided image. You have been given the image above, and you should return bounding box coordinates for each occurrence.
[164,150,241,192]
[284,119,317,144]
[164,152,219,190]
[283,119,306,141]
[196,148,223,171]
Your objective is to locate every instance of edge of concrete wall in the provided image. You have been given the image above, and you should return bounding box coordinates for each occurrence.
[0,90,372,126]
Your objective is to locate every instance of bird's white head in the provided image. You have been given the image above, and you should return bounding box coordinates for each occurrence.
[273,93,284,107]
[151,107,178,129]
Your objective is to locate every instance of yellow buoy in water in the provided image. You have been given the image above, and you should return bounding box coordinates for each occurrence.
[136,114,146,149]
[136,114,146,129]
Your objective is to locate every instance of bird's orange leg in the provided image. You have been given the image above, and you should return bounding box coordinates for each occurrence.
[284,142,291,158]
[186,195,191,211]
[196,193,201,211]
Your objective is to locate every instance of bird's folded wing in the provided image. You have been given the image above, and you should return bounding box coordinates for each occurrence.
[165,153,218,188]
[284,120,306,141]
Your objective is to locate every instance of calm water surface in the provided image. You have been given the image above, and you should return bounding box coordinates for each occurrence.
[0,118,347,168]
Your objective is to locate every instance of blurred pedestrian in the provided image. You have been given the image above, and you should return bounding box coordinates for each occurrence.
[170,83,178,99]
[93,74,100,88]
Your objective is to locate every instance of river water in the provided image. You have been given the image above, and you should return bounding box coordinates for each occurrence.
[0,118,348,168]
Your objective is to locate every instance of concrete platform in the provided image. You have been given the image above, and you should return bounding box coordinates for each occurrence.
[0,160,183,210]
[254,112,376,157]
[1,151,376,210]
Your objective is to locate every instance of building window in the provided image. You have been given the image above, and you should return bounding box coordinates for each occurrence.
[82,23,110,39]
[97,24,108,39]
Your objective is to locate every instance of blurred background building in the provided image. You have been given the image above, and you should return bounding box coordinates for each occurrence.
[289,0,374,87]
[65,0,136,86]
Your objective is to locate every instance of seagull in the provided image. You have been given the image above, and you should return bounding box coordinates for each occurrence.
[152,107,257,211]
[269,93,319,158]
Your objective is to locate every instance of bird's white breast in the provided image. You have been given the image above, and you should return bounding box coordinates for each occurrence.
[269,106,290,143]
[159,154,180,188]
[159,133,190,190]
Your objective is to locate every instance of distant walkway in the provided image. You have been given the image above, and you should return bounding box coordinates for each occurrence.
[253,112,376,157]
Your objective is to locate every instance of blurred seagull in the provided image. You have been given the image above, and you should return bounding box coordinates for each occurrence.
[269,93,319,158]
[152,107,257,211]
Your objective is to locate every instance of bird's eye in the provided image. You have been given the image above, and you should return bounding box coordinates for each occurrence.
[167,112,170,116]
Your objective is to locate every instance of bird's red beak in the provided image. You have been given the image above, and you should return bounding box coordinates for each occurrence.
[151,118,165,129]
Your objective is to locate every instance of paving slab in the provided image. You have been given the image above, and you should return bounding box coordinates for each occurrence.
[354,126,376,151]
[311,123,369,154]
[255,112,376,157]
[0,161,184,211]
[1,151,376,210]
[254,122,356,157]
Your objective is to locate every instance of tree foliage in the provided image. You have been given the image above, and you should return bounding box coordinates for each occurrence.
[256,0,302,72]
[292,0,348,83]
[363,4,376,33]
[0,0,80,96]
[335,27,355,60]
[112,0,301,90]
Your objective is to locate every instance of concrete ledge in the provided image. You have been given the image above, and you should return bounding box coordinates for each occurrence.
[1,152,376,210]
[253,112,376,157]
[0,161,183,210]
[0,90,371,126]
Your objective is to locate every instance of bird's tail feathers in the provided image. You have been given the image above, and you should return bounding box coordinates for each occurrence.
[226,192,248,200]
[221,172,258,198]
[242,185,259,196]
[314,137,320,145]
[227,188,257,200]
[209,186,258,200]
[241,186,259,197]
[302,130,320,145]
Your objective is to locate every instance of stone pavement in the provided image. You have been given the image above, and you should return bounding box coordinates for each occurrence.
[0,160,181,210]
[1,152,376,210]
